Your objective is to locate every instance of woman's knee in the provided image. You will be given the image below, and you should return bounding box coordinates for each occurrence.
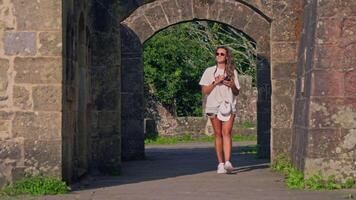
[214,131,223,138]
[222,130,231,137]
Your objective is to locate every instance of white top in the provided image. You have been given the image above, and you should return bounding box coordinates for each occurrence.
[199,66,241,113]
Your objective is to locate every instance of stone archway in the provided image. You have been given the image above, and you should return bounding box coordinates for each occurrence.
[120,0,272,160]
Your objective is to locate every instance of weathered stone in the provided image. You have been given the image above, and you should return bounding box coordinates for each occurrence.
[125,15,154,43]
[98,111,119,135]
[144,4,168,31]
[272,128,292,155]
[272,80,295,97]
[309,97,344,128]
[244,13,270,42]
[318,0,356,17]
[0,139,23,160]
[4,32,36,55]
[161,0,181,24]
[91,137,121,171]
[230,3,255,31]
[14,57,62,84]
[271,42,297,63]
[12,0,61,30]
[271,62,297,79]
[311,70,344,97]
[13,86,31,110]
[33,86,61,111]
[24,139,61,175]
[193,0,209,19]
[316,18,342,44]
[345,69,356,97]
[13,112,61,140]
[272,96,293,128]
[39,32,62,56]
[340,18,356,45]
[176,0,193,21]
[314,44,344,69]
[217,1,236,24]
[122,93,144,120]
[207,0,223,20]
[0,120,9,132]
[0,59,9,101]
[271,16,297,41]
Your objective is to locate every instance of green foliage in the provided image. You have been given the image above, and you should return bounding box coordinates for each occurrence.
[272,154,356,190]
[144,21,256,117]
[144,134,256,145]
[0,173,69,197]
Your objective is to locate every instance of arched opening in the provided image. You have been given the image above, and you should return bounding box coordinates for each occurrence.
[120,0,271,161]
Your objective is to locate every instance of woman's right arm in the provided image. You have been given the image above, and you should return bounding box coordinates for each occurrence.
[202,82,217,95]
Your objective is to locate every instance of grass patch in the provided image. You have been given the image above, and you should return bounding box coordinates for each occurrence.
[239,121,255,129]
[0,173,70,197]
[145,134,256,145]
[271,155,355,190]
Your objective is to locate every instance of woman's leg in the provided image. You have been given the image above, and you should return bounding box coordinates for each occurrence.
[222,114,235,162]
[210,116,224,163]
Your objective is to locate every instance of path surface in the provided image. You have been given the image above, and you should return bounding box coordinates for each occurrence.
[29,142,356,199]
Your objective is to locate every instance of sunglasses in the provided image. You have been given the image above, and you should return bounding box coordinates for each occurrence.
[216,52,226,56]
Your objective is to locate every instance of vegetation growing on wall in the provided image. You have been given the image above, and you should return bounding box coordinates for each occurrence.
[144,21,256,117]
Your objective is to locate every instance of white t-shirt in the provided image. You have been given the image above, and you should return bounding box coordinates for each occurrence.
[199,66,241,113]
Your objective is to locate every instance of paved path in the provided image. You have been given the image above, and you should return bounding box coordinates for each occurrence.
[26,142,356,199]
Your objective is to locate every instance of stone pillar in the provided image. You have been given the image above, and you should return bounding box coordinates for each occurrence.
[301,0,356,181]
[270,0,302,160]
[0,0,63,186]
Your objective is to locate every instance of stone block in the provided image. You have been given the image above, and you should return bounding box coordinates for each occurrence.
[13,112,61,140]
[121,138,144,161]
[176,0,193,21]
[309,97,344,128]
[230,3,255,30]
[316,18,342,44]
[271,42,297,63]
[4,32,36,56]
[318,0,356,17]
[271,96,293,128]
[12,0,61,30]
[0,59,9,101]
[341,18,356,45]
[97,111,119,136]
[0,139,23,160]
[14,57,62,84]
[272,80,295,97]
[161,0,181,24]
[244,13,270,42]
[39,32,62,56]
[121,93,144,120]
[122,119,144,140]
[13,86,31,110]
[192,0,209,19]
[271,62,297,79]
[125,15,154,43]
[24,139,61,175]
[311,70,344,97]
[91,137,121,171]
[345,69,356,97]
[207,0,223,20]
[144,4,168,31]
[271,16,297,41]
[32,86,61,111]
[314,44,344,69]
[306,128,352,158]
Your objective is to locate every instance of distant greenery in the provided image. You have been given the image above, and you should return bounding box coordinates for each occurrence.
[0,173,69,197]
[271,155,355,190]
[145,134,256,145]
[144,21,256,117]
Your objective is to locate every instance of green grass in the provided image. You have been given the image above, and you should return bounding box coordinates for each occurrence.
[271,155,355,190]
[0,174,70,197]
[145,134,256,145]
[239,121,255,129]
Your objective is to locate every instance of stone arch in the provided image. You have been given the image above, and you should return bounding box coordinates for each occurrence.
[120,0,272,159]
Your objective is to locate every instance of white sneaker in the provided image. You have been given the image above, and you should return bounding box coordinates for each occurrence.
[224,161,234,174]
[217,163,226,174]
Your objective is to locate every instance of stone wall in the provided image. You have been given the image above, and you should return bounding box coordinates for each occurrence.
[0,0,63,187]
[293,0,356,181]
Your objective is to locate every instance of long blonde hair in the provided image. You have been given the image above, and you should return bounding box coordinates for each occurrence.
[214,46,235,79]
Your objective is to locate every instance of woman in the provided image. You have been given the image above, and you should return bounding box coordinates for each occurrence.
[199,46,240,174]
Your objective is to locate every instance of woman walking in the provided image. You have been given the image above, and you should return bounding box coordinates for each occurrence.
[199,46,240,174]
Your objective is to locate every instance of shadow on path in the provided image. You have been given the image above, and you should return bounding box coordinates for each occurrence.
[71,142,268,191]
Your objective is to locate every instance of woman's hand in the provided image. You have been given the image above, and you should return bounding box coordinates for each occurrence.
[214,75,225,85]
[223,79,234,88]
